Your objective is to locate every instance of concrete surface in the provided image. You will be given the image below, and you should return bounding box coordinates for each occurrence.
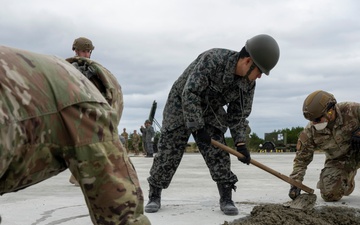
[1,152,360,225]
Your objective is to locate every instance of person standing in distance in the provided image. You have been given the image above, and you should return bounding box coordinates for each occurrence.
[132,130,141,156]
[121,128,129,153]
[68,37,95,186]
[143,120,155,157]
[145,34,280,215]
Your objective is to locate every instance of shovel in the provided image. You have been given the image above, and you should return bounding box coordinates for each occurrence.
[211,139,317,209]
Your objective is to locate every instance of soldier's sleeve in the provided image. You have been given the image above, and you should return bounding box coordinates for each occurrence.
[289,128,315,182]
[66,57,123,124]
[228,81,255,143]
[182,51,218,132]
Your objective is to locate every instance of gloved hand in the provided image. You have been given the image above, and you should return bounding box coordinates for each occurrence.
[351,128,360,151]
[195,128,211,145]
[236,144,251,165]
[288,185,301,200]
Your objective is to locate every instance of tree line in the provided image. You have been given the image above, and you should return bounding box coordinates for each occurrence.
[125,126,304,153]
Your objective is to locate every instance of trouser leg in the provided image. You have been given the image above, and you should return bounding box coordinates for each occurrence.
[217,183,239,215]
[68,140,150,224]
[195,125,238,184]
[61,103,150,225]
[146,126,190,213]
[194,125,238,215]
[147,126,190,189]
[317,166,353,202]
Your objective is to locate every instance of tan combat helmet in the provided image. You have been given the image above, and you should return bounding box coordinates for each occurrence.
[303,90,337,121]
[245,34,280,75]
[72,37,95,51]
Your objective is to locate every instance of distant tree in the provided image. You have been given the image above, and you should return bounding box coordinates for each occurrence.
[225,137,234,148]
[285,126,304,144]
[271,126,303,144]
[247,133,264,151]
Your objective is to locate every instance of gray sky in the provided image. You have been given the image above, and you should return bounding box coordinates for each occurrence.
[1,0,359,139]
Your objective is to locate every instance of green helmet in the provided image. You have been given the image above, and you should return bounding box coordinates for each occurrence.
[245,34,280,75]
[72,37,95,51]
[303,90,337,121]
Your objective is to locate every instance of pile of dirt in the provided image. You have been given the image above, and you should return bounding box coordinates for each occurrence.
[222,204,360,225]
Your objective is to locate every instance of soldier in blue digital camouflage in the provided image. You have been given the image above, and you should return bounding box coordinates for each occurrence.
[289,90,360,202]
[145,34,280,215]
[0,45,150,225]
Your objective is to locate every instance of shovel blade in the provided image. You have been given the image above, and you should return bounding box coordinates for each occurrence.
[283,194,317,210]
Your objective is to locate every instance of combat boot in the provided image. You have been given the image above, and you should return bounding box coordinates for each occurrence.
[217,183,239,215]
[145,185,162,213]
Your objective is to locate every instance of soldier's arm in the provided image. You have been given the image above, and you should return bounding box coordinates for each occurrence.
[182,52,217,132]
[289,129,315,182]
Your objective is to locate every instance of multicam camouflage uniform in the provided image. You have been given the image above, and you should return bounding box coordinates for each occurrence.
[121,129,129,153]
[290,102,360,201]
[0,46,150,225]
[148,48,255,188]
[132,131,141,155]
[66,56,124,186]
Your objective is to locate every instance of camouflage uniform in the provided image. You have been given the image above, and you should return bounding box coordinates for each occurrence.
[132,131,141,155]
[144,124,155,156]
[290,102,360,201]
[140,126,147,154]
[0,46,150,225]
[121,129,129,153]
[148,48,255,189]
[66,56,124,186]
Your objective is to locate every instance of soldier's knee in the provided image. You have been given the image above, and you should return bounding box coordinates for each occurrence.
[321,190,343,202]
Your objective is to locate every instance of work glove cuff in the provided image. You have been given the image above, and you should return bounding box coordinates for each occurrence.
[236,143,251,165]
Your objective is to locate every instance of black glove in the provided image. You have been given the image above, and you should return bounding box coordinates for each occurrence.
[288,185,301,200]
[236,144,251,165]
[351,128,360,151]
[195,128,211,145]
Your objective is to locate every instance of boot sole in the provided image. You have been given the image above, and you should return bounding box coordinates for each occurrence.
[145,202,161,213]
[145,207,160,213]
[221,207,239,216]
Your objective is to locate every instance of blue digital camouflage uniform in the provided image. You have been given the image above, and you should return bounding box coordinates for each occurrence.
[290,102,360,201]
[0,45,150,225]
[148,48,255,188]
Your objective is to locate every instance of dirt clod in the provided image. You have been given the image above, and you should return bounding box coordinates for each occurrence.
[222,204,360,225]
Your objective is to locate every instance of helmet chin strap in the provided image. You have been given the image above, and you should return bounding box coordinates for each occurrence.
[244,63,256,81]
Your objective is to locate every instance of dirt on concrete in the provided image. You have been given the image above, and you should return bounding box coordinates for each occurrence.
[222,204,360,225]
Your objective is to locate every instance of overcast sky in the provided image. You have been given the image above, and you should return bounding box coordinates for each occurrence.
[1,0,359,139]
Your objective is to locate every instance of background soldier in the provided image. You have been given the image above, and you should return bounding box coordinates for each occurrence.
[143,120,155,157]
[72,36,94,58]
[145,34,280,215]
[289,90,360,202]
[68,36,95,186]
[121,128,129,153]
[140,123,147,156]
[0,45,150,225]
[132,130,141,155]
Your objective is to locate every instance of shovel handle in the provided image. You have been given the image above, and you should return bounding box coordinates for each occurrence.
[211,139,314,194]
